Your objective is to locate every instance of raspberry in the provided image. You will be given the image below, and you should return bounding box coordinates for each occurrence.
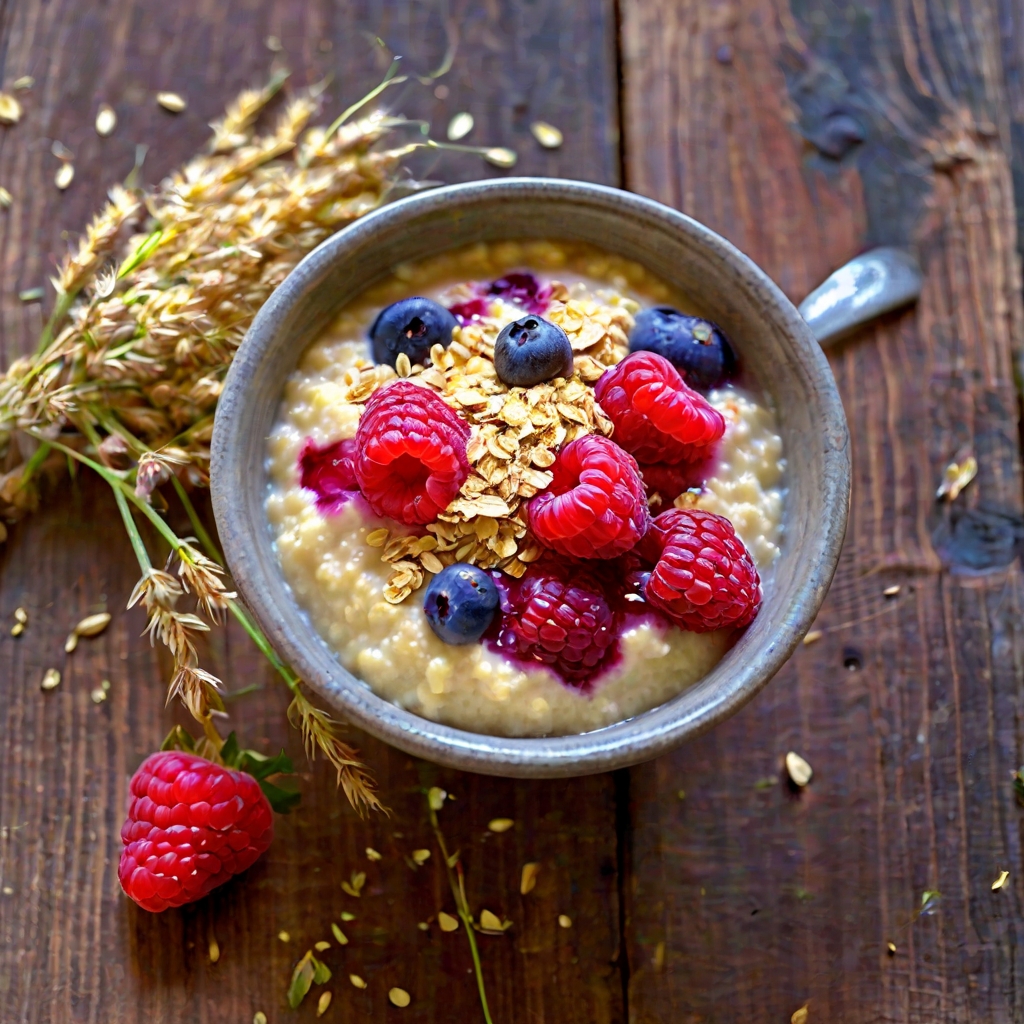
[528,434,649,560]
[118,751,273,913]
[299,437,359,513]
[594,351,725,465]
[637,461,704,505]
[492,565,619,685]
[640,508,761,632]
[354,381,471,525]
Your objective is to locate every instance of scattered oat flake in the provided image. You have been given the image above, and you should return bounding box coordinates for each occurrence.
[40,668,61,691]
[317,991,332,1016]
[802,630,823,646]
[0,92,21,124]
[157,92,187,113]
[366,528,389,547]
[886,941,896,955]
[15,608,27,624]
[484,147,517,168]
[438,911,459,932]
[331,922,348,945]
[992,870,1010,891]
[75,612,112,636]
[0,186,11,208]
[10,622,23,637]
[479,909,504,932]
[265,34,283,51]
[349,974,367,989]
[64,633,78,654]
[366,847,382,861]
[558,914,572,929]
[791,1006,809,1024]
[254,1014,267,1024]
[95,104,117,136]
[785,751,813,787]
[208,936,220,962]
[411,848,431,865]
[520,862,540,895]
[51,140,73,161]
[340,911,355,921]
[428,785,447,811]
[19,288,44,302]
[314,940,330,951]
[90,686,107,704]
[389,987,411,1008]
[447,112,474,141]
[883,585,901,597]
[488,817,514,833]
[278,930,291,942]
[341,870,366,896]
[12,76,33,90]
[530,121,563,148]
[936,454,977,501]
[55,163,74,190]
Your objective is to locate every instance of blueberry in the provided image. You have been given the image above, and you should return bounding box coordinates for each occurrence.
[369,297,456,369]
[423,563,500,645]
[493,315,574,388]
[628,307,737,390]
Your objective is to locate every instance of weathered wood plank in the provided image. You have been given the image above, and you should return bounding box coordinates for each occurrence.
[621,0,1024,1020]
[0,2,624,1022]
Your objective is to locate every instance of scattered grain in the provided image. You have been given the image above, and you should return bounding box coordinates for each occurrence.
[40,668,61,691]
[341,870,366,897]
[438,911,459,932]
[411,849,430,865]
[785,751,813,787]
[530,121,563,148]
[802,630,823,646]
[558,914,572,929]
[0,93,21,124]
[208,936,220,962]
[389,987,411,1008]
[265,35,283,51]
[791,1006,809,1024]
[0,187,11,208]
[18,288,43,302]
[883,585,901,597]
[76,612,112,636]
[55,163,74,190]
[340,911,356,921]
[254,1013,268,1024]
[886,941,896,955]
[95,104,117,136]
[520,862,540,895]
[331,923,348,945]
[484,147,517,168]
[12,76,33,90]
[10,622,23,637]
[278,930,291,942]
[14,608,27,624]
[488,818,514,833]
[349,974,367,989]
[366,847,382,861]
[314,940,330,951]
[157,92,187,113]
[317,991,332,1016]
[447,112,474,141]
[992,870,1010,891]
[64,632,78,654]
[478,909,505,933]
[936,454,977,501]
[90,686,107,704]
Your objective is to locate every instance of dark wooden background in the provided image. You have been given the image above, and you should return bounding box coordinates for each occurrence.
[2,0,1024,1021]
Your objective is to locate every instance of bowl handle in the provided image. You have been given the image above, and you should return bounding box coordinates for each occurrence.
[797,247,922,347]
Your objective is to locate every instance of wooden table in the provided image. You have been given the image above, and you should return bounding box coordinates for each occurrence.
[2,0,1024,1021]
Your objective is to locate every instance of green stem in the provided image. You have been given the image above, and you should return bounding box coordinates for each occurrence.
[324,59,406,139]
[113,485,153,573]
[35,288,78,356]
[19,442,51,488]
[170,475,222,567]
[428,799,494,1024]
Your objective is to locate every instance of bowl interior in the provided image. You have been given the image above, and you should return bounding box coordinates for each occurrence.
[211,178,850,778]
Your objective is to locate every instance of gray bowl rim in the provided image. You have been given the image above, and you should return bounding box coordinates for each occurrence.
[211,176,851,778]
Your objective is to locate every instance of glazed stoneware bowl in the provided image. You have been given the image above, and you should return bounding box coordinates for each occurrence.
[211,178,851,778]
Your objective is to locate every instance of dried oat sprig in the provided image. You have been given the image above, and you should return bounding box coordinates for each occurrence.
[208,68,290,154]
[288,690,384,817]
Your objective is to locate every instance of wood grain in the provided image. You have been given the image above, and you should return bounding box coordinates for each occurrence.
[0,2,624,1022]
[620,0,1024,1020]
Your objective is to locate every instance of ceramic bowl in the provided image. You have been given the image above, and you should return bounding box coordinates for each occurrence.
[210,177,850,778]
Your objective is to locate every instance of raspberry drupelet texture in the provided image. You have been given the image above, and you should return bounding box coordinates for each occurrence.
[118,751,273,913]
[594,351,726,465]
[528,434,650,560]
[492,565,619,685]
[354,380,471,525]
[640,508,761,632]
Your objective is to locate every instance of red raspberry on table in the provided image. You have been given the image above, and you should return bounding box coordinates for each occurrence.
[118,751,273,913]
[640,508,761,632]
[594,351,725,465]
[354,380,471,525]
[493,565,619,685]
[528,434,650,560]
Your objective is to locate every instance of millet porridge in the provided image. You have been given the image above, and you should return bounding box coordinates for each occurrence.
[265,241,785,737]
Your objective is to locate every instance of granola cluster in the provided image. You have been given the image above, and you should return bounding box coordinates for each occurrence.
[336,282,636,602]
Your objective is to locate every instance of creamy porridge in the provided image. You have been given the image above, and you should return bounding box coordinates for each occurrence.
[265,241,785,737]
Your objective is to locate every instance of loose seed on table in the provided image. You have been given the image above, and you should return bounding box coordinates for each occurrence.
[484,147,517,168]
[530,121,563,149]
[447,112,474,141]
[0,93,21,124]
[349,974,366,989]
[389,987,411,1008]
[253,1013,267,1024]
[992,870,1010,891]
[10,623,23,637]
[331,923,348,945]
[886,941,896,955]
[314,940,330,952]
[785,751,813,787]
[55,163,74,190]
[64,633,78,654]
[488,818,514,833]
[791,1007,809,1024]
[75,612,111,636]
[317,991,332,1016]
[520,862,540,895]
[157,92,187,113]
[40,668,61,691]
[12,76,33,90]
[802,630,823,646]
[278,930,291,942]
[14,608,27,624]
[0,187,11,208]
[366,847,382,861]
[558,914,572,929]
[411,849,430,865]
[208,936,220,962]
[438,911,459,932]
[883,585,901,597]
[95,104,117,136]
